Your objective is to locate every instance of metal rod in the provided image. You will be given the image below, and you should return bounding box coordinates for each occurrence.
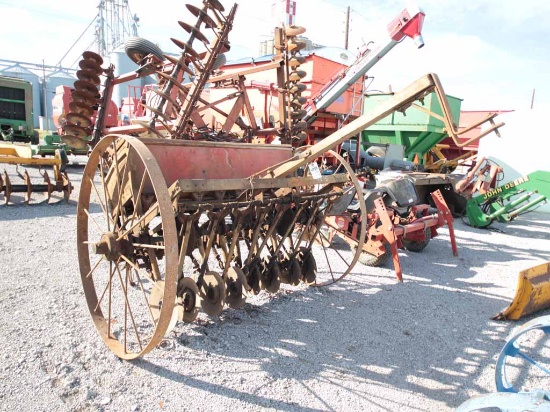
[487,193,532,220]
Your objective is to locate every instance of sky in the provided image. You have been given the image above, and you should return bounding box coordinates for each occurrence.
[1,0,550,113]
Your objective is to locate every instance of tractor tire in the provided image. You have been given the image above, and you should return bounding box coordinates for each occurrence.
[357,243,391,267]
[402,227,431,253]
[125,37,164,64]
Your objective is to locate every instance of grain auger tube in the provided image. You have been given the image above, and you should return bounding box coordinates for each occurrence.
[77,67,444,358]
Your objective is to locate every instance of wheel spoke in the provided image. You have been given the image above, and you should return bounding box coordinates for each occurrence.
[320,229,350,265]
[319,232,337,284]
[99,157,113,232]
[119,253,141,273]
[112,142,131,228]
[122,170,148,235]
[90,177,113,228]
[119,254,158,323]
[94,262,116,311]
[84,208,105,234]
[108,261,113,338]
[116,203,159,242]
[133,268,156,324]
[114,263,144,352]
[85,255,104,279]
[517,351,550,375]
[124,262,129,352]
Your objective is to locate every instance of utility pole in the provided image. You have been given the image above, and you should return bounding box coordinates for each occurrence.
[530,88,536,109]
[344,6,350,50]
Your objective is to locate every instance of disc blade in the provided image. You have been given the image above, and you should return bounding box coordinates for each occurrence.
[63,124,89,139]
[66,112,92,128]
[199,271,225,316]
[225,267,248,309]
[60,134,89,149]
[177,277,200,323]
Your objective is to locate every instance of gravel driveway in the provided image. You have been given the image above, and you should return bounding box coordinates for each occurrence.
[1,160,549,411]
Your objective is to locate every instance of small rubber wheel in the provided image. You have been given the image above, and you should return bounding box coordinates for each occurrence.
[125,37,164,64]
[402,228,431,253]
[367,146,386,157]
[357,243,391,267]
[212,53,227,71]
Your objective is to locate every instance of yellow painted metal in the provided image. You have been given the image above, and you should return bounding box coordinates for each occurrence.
[0,142,62,167]
[493,261,550,320]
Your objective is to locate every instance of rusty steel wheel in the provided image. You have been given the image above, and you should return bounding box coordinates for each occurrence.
[293,150,366,286]
[77,135,178,359]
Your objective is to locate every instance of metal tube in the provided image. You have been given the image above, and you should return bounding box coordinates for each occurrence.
[2,184,50,193]
[508,196,547,218]
[487,193,532,220]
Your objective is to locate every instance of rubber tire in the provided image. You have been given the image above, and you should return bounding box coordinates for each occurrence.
[366,146,386,157]
[357,243,391,267]
[212,53,227,70]
[125,37,164,64]
[402,227,431,253]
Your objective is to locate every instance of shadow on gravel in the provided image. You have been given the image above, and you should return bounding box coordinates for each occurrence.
[454,213,550,241]
[103,215,550,410]
[134,279,510,410]
[440,217,550,268]
[133,358,326,412]
[0,198,77,220]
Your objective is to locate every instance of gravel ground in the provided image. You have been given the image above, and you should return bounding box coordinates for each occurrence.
[1,159,549,412]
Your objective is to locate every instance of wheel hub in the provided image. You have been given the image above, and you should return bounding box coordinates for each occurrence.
[92,232,132,261]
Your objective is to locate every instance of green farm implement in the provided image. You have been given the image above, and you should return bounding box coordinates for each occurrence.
[464,170,550,228]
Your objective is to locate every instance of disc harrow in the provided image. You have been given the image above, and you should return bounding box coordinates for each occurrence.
[0,143,72,205]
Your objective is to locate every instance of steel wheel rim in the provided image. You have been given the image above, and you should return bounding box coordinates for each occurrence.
[297,150,366,287]
[77,134,178,359]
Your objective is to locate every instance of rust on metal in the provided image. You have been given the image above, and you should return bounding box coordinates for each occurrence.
[71,1,463,360]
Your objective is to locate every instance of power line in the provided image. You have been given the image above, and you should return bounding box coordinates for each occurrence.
[56,16,98,67]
